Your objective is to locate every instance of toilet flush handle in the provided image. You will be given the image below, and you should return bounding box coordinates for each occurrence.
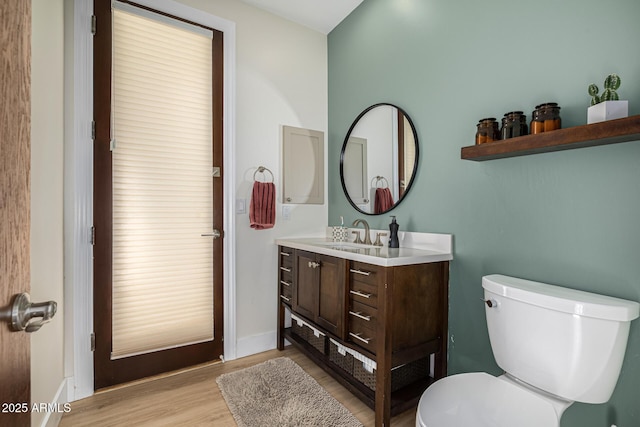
[485,298,498,308]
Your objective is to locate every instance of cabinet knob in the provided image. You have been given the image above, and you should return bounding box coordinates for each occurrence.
[308,261,320,269]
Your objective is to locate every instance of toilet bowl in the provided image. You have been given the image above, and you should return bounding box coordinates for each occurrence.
[416,373,569,427]
[416,274,640,427]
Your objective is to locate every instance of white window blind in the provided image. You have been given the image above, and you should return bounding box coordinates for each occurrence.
[111,4,214,359]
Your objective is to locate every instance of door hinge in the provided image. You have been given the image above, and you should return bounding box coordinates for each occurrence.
[90,332,95,351]
[90,226,95,245]
[212,167,221,177]
[91,15,96,35]
[91,120,96,140]
[110,139,117,151]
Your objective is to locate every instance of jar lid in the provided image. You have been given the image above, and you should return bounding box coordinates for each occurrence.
[504,111,524,116]
[537,102,560,109]
[478,117,496,123]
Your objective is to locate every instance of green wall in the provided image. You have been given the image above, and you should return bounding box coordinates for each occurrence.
[328,1,640,426]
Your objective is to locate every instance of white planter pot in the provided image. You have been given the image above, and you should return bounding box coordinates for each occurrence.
[587,100,628,124]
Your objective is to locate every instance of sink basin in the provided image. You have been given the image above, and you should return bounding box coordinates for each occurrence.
[314,241,377,250]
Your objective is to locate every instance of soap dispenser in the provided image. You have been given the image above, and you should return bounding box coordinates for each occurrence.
[388,216,399,248]
[332,216,348,242]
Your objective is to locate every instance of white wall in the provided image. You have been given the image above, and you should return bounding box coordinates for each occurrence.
[175,0,329,357]
[31,0,66,425]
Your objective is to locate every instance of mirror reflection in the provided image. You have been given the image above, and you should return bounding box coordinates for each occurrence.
[340,103,419,215]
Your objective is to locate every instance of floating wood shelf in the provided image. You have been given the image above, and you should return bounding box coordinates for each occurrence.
[461,115,640,161]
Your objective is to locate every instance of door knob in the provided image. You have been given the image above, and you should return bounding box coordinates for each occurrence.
[0,293,57,333]
[201,229,222,239]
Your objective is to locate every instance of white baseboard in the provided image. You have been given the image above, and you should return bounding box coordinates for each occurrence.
[235,331,279,359]
[36,377,72,427]
[65,376,75,403]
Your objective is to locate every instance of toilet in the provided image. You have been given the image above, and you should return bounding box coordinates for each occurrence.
[416,274,640,427]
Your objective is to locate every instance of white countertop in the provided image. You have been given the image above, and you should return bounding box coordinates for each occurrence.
[276,230,452,267]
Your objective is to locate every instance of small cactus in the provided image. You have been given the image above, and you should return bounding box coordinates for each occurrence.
[588,74,621,105]
[601,73,621,101]
[588,84,600,105]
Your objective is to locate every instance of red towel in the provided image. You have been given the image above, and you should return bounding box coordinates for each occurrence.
[374,187,394,214]
[250,181,276,229]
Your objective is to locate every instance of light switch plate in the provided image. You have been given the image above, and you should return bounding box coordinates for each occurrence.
[282,205,291,220]
[236,198,246,214]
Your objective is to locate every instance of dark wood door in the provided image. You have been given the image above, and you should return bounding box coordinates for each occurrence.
[0,1,31,425]
[293,250,318,321]
[316,254,346,337]
[92,0,224,388]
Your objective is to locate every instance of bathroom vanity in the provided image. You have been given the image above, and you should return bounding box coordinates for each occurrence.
[276,232,452,427]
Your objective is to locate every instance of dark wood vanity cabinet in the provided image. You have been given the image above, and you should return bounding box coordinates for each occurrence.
[277,245,449,427]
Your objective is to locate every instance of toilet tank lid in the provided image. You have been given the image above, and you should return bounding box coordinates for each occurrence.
[482,274,640,322]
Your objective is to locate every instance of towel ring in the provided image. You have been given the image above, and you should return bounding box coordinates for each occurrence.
[253,166,274,183]
[370,175,389,189]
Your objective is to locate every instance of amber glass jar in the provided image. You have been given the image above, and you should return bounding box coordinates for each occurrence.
[530,107,544,134]
[540,102,561,131]
[531,103,561,134]
[501,111,528,139]
[475,118,500,144]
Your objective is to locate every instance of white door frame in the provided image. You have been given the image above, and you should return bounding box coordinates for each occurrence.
[64,0,237,400]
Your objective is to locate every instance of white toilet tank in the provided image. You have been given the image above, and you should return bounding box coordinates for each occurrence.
[483,274,639,404]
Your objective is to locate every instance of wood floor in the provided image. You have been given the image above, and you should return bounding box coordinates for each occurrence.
[60,346,417,426]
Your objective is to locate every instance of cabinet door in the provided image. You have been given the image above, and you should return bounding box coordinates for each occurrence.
[293,250,318,320]
[316,254,347,338]
[282,126,324,204]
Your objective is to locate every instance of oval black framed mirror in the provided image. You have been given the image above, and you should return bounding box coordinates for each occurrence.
[340,103,419,215]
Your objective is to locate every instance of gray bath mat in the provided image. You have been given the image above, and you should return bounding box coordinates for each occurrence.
[216,357,363,427]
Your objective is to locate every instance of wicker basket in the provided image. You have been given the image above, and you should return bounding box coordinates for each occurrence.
[291,319,326,354]
[329,340,354,373]
[353,357,429,391]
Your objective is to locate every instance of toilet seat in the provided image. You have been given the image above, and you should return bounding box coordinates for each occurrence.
[417,373,561,427]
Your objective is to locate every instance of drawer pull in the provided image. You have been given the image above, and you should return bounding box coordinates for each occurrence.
[280,266,291,273]
[349,332,371,344]
[280,251,290,257]
[350,290,372,299]
[349,311,371,321]
[350,268,371,276]
[280,280,291,287]
[280,295,291,302]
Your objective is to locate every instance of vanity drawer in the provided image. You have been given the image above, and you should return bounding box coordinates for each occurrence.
[349,300,377,325]
[280,277,293,293]
[279,279,292,305]
[349,261,382,286]
[279,249,293,279]
[279,247,294,269]
[349,280,378,309]
[348,317,377,354]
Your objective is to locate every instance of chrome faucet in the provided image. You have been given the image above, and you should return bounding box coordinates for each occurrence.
[352,219,372,245]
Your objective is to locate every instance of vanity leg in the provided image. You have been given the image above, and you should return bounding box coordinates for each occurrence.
[375,278,393,427]
[435,261,449,378]
[374,371,392,427]
[277,301,285,351]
